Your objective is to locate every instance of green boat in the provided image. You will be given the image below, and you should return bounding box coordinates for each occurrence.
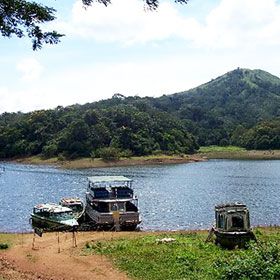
[31,203,79,231]
[207,202,257,248]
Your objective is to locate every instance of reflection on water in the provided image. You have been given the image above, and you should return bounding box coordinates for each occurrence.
[0,160,280,232]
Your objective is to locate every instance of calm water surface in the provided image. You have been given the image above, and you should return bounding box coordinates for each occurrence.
[0,160,280,232]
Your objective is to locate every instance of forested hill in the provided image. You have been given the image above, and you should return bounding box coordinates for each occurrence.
[151,68,280,146]
[0,68,279,159]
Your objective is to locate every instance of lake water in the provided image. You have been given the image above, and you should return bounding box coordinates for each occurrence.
[0,160,280,232]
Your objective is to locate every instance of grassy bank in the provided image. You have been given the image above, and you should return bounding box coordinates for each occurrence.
[85,227,280,280]
[10,154,205,169]
[198,146,280,160]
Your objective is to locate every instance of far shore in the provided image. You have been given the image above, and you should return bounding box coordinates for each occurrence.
[1,148,280,169]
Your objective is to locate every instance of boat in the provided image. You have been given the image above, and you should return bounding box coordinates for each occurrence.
[85,176,141,230]
[59,197,85,221]
[31,203,79,231]
[206,202,257,248]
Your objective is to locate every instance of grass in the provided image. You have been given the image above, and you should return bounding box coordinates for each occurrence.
[198,146,280,160]
[198,146,247,153]
[0,233,18,250]
[85,228,280,280]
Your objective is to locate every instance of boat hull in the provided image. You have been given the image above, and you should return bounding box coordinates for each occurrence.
[85,204,141,230]
[31,214,78,231]
[214,229,256,248]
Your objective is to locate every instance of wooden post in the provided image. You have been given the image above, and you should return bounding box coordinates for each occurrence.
[112,211,120,231]
[57,232,60,253]
[72,231,77,248]
[32,232,36,250]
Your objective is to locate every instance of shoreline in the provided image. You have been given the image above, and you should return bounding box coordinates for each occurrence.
[3,155,206,169]
[2,149,280,169]
[1,223,279,235]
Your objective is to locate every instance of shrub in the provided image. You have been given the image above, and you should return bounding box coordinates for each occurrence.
[57,153,66,161]
[98,147,120,161]
[0,243,9,249]
[216,241,280,280]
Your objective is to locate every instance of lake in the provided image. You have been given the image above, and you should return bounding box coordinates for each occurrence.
[0,160,280,232]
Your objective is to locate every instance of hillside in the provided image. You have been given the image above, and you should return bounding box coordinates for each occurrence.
[0,68,279,159]
[151,68,280,145]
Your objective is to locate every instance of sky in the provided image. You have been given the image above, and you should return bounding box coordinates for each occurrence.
[1,0,280,113]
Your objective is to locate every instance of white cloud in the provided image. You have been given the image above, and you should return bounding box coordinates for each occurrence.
[196,0,280,48]
[16,58,43,81]
[58,0,280,48]
[58,0,199,44]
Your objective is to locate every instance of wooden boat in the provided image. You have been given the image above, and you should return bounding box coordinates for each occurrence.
[59,197,85,221]
[85,176,141,230]
[31,203,79,231]
[207,202,257,248]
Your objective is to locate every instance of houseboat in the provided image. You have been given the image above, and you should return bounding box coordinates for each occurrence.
[207,202,257,248]
[31,203,79,231]
[85,176,141,230]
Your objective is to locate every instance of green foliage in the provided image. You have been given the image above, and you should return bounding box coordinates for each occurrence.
[216,242,280,280]
[242,121,280,150]
[97,147,120,161]
[0,0,63,50]
[0,101,199,159]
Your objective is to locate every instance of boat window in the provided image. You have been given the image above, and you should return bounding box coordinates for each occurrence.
[53,212,73,219]
[246,212,250,228]
[231,215,244,228]
[217,214,225,229]
[110,202,125,212]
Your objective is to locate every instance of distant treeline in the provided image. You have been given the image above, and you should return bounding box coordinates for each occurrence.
[0,99,198,159]
[0,68,279,159]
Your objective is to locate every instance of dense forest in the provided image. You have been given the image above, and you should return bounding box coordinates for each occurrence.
[0,68,279,159]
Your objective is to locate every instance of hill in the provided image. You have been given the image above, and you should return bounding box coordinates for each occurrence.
[0,68,279,159]
[151,68,280,145]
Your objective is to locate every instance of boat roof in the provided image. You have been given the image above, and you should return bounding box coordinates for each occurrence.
[34,203,72,213]
[92,198,134,202]
[60,197,83,204]
[215,202,248,213]
[88,176,133,183]
[215,202,247,209]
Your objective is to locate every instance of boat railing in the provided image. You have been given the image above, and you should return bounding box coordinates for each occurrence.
[89,187,134,199]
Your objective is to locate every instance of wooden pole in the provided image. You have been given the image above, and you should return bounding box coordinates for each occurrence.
[72,231,77,248]
[57,232,60,253]
[32,232,36,250]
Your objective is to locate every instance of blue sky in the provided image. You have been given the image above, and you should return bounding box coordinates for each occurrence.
[1,0,280,113]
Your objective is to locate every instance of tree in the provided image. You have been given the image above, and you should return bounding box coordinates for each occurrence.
[1,0,189,50]
[0,0,63,50]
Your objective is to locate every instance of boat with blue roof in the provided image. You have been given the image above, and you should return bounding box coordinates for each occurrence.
[85,176,141,230]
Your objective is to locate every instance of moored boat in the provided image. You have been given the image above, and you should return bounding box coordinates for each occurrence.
[31,203,79,231]
[207,202,257,248]
[59,197,85,220]
[85,176,141,230]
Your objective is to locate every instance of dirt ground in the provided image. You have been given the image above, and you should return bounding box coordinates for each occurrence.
[0,231,145,280]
